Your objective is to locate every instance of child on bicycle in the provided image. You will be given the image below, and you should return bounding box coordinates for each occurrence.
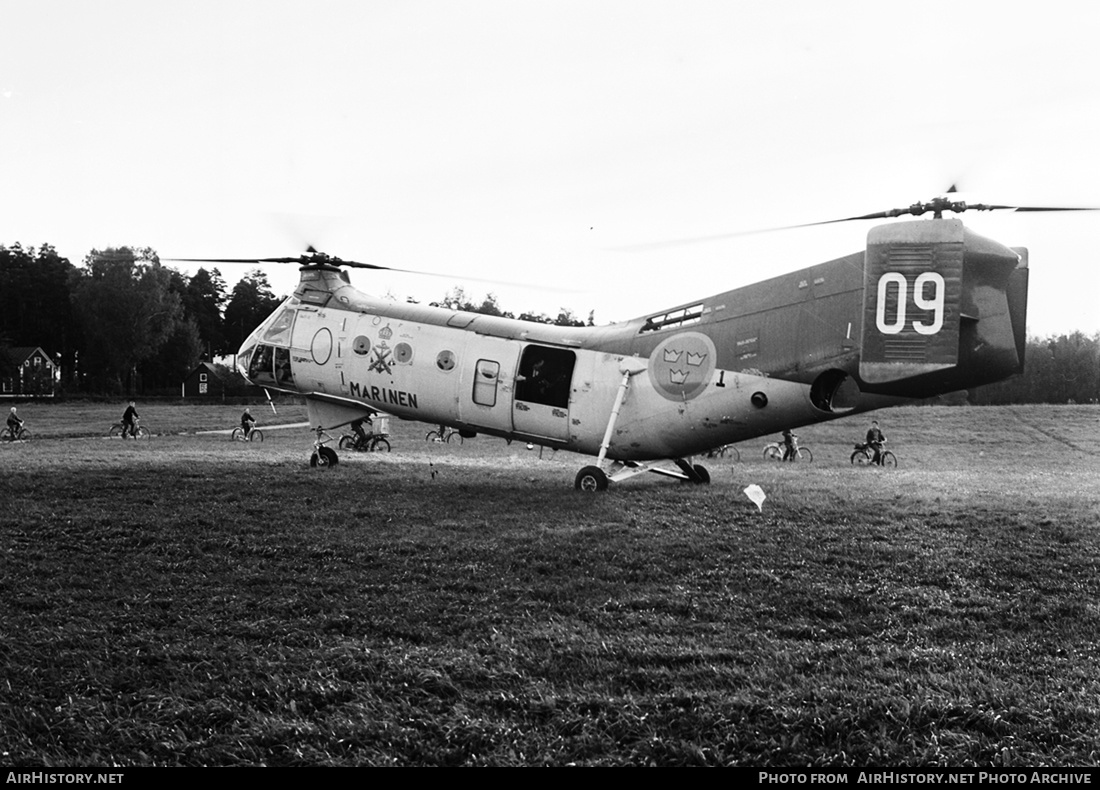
[781,428,798,461]
[241,407,257,439]
[121,401,139,439]
[6,407,24,440]
[865,420,886,465]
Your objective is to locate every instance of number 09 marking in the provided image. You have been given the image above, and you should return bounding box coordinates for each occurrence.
[876,272,945,336]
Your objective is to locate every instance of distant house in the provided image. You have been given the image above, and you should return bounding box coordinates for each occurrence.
[1,346,58,398]
[182,361,256,398]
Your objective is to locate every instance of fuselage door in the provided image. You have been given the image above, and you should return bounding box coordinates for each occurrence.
[513,345,575,443]
[458,335,520,434]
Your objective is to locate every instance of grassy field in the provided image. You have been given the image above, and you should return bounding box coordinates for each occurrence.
[1,402,1099,766]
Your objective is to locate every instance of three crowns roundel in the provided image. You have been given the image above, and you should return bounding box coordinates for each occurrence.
[646,331,716,402]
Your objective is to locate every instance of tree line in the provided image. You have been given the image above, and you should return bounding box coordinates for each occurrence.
[2,243,1097,402]
[0,244,282,395]
[0,245,594,396]
[969,332,1100,405]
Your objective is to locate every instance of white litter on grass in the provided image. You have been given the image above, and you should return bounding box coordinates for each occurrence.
[743,484,766,511]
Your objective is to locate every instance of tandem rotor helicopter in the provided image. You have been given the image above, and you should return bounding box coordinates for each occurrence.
[171,193,1090,490]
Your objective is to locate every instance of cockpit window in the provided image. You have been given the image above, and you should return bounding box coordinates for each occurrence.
[262,306,296,344]
[248,344,276,385]
[640,303,705,333]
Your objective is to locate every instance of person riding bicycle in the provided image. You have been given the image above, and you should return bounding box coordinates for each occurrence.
[121,401,139,439]
[781,428,798,461]
[241,407,257,439]
[351,416,373,448]
[865,419,886,465]
[6,406,24,440]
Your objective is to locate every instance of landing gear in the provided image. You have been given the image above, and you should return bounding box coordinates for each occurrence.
[310,446,338,467]
[674,459,710,484]
[574,459,711,491]
[574,465,609,492]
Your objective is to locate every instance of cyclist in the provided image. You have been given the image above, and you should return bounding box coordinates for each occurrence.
[121,401,140,439]
[781,428,798,461]
[241,407,257,439]
[6,406,24,441]
[351,416,373,449]
[865,419,886,465]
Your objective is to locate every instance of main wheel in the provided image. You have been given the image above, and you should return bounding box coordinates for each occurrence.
[763,444,782,461]
[310,446,339,467]
[575,465,609,492]
[851,448,871,465]
[880,451,897,468]
[370,437,391,452]
[796,447,813,463]
[692,464,710,485]
[250,429,263,443]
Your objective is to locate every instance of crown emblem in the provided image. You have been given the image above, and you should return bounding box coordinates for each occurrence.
[663,348,682,363]
[378,325,393,340]
[668,369,689,385]
[686,351,706,367]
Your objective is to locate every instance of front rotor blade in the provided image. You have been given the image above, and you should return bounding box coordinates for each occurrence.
[165,256,308,265]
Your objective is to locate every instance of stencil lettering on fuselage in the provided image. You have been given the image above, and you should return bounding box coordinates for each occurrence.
[647,331,717,401]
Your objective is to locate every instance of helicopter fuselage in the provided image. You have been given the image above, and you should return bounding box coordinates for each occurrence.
[236,218,1028,467]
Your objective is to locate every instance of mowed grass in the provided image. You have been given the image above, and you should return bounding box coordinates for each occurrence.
[1,402,1099,766]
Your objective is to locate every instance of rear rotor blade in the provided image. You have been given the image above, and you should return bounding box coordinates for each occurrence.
[614,196,1100,251]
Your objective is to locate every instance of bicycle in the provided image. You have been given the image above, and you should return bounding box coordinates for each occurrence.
[1,425,29,441]
[339,431,390,452]
[310,427,339,467]
[231,426,264,442]
[109,419,149,439]
[763,442,813,462]
[425,426,463,444]
[706,444,740,461]
[851,443,897,467]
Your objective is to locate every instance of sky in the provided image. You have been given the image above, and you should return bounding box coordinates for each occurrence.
[2,0,1098,337]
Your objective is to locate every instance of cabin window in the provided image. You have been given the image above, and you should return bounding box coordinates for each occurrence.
[640,303,704,333]
[473,359,500,406]
[248,344,276,386]
[515,346,575,409]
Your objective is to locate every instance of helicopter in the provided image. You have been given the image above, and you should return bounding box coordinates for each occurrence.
[171,194,1087,490]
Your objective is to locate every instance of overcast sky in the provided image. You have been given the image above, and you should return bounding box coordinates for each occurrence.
[2,0,1098,336]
